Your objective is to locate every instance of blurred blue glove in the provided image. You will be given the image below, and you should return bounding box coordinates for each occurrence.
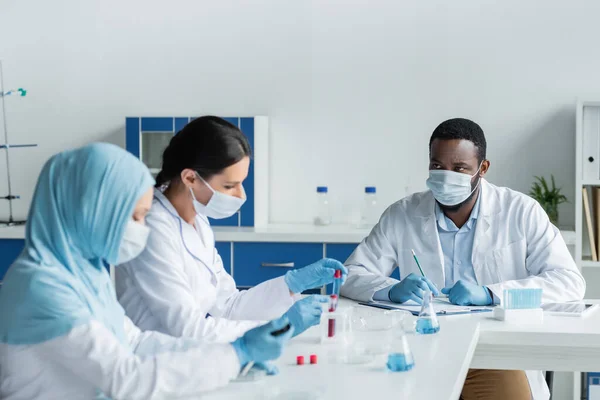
[284,295,329,336]
[231,316,294,366]
[251,362,279,376]
[284,258,348,294]
[389,273,440,304]
[441,280,492,306]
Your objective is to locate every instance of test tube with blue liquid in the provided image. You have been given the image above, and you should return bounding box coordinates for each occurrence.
[328,270,342,337]
[416,289,440,335]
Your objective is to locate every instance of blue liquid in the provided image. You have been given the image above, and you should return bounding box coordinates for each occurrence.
[416,318,440,334]
[386,353,414,372]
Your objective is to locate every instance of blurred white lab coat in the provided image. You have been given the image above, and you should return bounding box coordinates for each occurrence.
[341,179,585,400]
[0,317,240,399]
[116,189,295,343]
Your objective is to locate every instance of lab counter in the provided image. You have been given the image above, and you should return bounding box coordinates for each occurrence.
[204,298,600,400]
[0,224,577,245]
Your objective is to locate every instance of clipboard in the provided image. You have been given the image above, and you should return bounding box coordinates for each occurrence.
[357,301,494,316]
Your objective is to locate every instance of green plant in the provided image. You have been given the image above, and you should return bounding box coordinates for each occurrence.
[529,175,568,226]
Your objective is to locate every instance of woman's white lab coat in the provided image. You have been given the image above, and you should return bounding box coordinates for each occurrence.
[340,179,585,400]
[116,189,295,343]
[0,317,240,399]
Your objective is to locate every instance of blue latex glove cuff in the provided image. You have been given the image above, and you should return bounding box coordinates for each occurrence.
[284,271,304,294]
[231,337,251,367]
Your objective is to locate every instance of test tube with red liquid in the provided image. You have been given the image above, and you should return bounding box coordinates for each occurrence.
[328,270,343,337]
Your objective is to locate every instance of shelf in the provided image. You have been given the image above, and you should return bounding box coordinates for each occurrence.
[581,260,600,268]
[582,180,600,186]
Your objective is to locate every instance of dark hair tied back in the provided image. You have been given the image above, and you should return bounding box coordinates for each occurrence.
[155,116,252,187]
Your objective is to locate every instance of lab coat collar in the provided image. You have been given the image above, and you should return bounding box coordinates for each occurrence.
[153,188,178,216]
[153,188,210,226]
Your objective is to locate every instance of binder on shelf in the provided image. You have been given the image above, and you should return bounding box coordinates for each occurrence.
[596,188,600,256]
[582,106,600,180]
[583,187,598,261]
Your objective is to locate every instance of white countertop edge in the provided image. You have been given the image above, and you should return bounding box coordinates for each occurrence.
[0,223,577,245]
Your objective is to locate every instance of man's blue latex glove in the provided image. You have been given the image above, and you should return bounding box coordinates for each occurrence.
[231,316,294,366]
[441,280,493,306]
[284,258,348,294]
[389,273,440,304]
[284,295,329,336]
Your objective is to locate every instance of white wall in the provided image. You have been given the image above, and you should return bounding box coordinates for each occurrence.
[1,2,597,397]
[3,0,600,229]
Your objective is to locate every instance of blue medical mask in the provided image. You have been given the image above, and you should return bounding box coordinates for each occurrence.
[191,173,246,220]
[426,164,482,207]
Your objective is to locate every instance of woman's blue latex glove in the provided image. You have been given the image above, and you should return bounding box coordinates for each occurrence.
[284,295,329,336]
[389,273,440,304]
[251,362,279,376]
[284,258,348,294]
[441,280,493,306]
[231,316,294,366]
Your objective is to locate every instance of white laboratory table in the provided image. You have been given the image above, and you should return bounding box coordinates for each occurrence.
[205,307,480,400]
[204,298,600,400]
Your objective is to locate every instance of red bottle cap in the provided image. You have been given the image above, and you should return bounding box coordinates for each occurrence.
[296,355,305,365]
[310,354,318,364]
[334,270,342,278]
[330,294,338,300]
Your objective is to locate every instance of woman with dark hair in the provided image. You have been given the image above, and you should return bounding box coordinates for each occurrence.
[116,116,347,343]
[0,143,293,399]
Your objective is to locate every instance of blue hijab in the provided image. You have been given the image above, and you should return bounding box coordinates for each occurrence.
[0,143,154,345]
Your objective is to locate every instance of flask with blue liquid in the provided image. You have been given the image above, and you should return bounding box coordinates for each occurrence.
[416,289,440,335]
[386,322,415,372]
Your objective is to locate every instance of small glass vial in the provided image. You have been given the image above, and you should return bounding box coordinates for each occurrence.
[416,289,440,334]
[386,329,415,372]
[359,186,378,228]
[314,186,332,226]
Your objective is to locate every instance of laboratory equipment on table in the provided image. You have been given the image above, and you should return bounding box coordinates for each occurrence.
[313,186,332,226]
[332,269,342,298]
[310,354,317,364]
[327,270,343,337]
[328,294,339,337]
[0,60,36,226]
[296,355,305,365]
[349,306,409,358]
[542,302,599,317]
[387,314,415,372]
[320,306,351,347]
[493,288,544,323]
[416,289,440,334]
[358,186,378,228]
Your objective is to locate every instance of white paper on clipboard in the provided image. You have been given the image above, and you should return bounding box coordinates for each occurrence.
[370,299,493,315]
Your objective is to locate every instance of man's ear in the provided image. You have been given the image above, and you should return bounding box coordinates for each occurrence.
[480,160,490,177]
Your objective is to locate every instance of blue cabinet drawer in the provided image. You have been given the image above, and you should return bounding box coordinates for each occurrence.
[233,242,323,287]
[215,242,232,275]
[0,239,25,281]
[325,243,357,263]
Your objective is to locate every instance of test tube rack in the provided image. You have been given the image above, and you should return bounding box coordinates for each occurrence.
[0,60,36,226]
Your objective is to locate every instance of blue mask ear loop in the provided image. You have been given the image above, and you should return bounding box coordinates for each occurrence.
[154,194,219,286]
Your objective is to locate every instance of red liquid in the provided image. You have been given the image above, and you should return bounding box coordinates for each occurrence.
[328,318,336,337]
[328,305,336,337]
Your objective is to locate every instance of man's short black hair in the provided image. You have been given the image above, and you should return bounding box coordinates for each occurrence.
[429,118,487,162]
